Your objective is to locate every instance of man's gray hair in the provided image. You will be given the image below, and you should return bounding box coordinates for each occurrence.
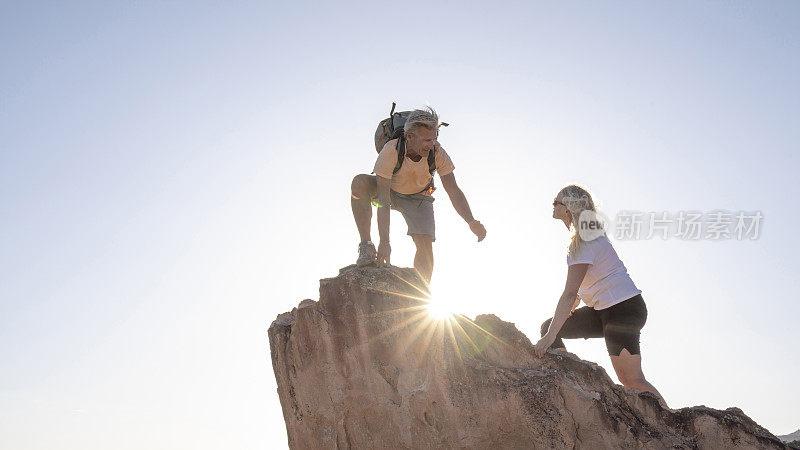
[404,107,439,135]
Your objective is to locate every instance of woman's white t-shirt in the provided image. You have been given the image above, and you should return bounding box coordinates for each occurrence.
[567,235,641,310]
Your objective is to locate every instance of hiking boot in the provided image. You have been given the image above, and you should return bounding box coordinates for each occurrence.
[356,241,377,267]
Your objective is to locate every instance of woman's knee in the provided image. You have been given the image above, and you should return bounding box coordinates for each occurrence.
[540,318,552,337]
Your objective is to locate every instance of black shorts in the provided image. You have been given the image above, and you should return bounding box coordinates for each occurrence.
[540,294,648,356]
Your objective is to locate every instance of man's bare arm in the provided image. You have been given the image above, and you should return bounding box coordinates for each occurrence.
[376,175,392,265]
[440,172,486,241]
[440,172,473,222]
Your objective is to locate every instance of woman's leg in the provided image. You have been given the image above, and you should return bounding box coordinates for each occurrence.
[600,295,665,404]
[540,306,604,351]
[609,349,664,401]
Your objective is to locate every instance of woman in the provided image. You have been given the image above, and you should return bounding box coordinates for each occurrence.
[534,185,663,401]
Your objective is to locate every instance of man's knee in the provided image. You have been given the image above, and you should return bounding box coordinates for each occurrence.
[540,318,552,337]
[351,174,376,198]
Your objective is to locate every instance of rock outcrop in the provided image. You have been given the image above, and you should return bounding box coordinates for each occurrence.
[779,429,800,443]
[268,265,787,449]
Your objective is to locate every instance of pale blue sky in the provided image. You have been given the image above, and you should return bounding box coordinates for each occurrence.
[1,1,798,448]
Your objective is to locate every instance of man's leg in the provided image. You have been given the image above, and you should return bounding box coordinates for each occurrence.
[351,174,377,243]
[411,234,434,284]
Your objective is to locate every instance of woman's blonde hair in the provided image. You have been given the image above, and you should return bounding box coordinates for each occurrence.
[557,184,599,255]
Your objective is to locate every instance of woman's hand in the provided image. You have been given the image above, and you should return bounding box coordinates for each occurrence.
[534,333,556,358]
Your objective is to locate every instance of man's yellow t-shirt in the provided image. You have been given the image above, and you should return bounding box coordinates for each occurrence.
[373,139,456,195]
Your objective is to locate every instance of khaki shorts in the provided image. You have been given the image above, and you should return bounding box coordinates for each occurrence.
[372,190,436,241]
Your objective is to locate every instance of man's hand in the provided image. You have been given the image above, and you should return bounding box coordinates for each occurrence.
[534,333,556,358]
[469,220,487,242]
[377,241,391,267]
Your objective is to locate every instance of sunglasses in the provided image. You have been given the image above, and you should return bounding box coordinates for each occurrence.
[552,200,565,207]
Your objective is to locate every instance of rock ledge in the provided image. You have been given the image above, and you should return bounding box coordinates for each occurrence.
[269,265,786,449]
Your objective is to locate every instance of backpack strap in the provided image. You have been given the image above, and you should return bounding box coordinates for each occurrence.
[393,137,437,176]
[417,146,436,194]
[393,136,406,174]
[427,146,436,175]
[387,103,397,137]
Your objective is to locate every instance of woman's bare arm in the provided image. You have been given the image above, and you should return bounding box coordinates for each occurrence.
[534,263,589,357]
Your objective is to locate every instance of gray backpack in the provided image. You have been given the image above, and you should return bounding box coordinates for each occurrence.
[373,103,448,175]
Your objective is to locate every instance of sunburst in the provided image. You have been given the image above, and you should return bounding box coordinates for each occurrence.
[426,297,455,320]
[357,269,510,368]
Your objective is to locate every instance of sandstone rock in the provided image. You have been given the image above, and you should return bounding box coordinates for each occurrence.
[268,265,787,449]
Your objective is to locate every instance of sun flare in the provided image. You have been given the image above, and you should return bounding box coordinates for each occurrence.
[426,297,455,320]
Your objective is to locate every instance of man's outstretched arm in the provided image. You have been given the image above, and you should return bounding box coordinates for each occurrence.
[440,172,486,241]
[376,175,392,266]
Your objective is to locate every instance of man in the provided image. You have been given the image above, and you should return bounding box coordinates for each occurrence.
[350,107,486,283]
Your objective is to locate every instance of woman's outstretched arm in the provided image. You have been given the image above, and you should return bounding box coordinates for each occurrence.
[534,263,590,357]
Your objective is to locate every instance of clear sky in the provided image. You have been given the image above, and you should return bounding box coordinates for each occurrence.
[1,1,798,448]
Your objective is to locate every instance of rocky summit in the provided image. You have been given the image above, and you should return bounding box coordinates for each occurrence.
[268,265,786,449]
